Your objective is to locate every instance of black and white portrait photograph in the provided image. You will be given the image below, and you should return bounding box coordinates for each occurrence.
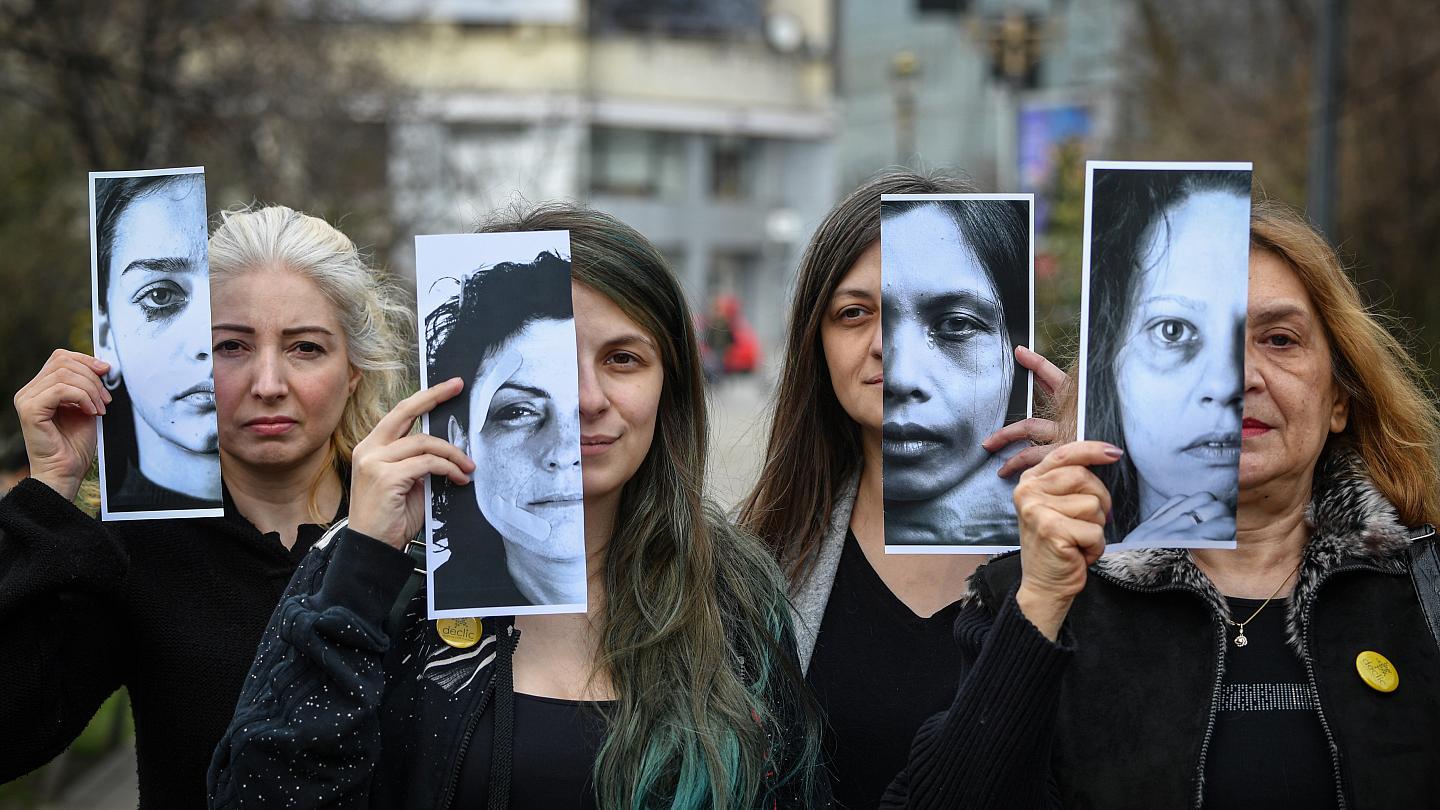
[1079,161,1252,550]
[880,194,1033,553]
[417,230,587,619]
[89,167,223,521]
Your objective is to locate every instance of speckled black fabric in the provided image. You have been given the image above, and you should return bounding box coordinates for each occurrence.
[0,476,336,808]
[210,527,830,809]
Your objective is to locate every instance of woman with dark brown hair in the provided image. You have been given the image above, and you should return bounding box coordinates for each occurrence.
[739,169,1063,808]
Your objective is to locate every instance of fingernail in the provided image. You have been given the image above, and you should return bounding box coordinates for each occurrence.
[1103,444,1124,459]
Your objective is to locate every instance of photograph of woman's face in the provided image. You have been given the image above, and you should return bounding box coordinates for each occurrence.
[881,203,1013,504]
[1115,190,1248,518]
[465,317,584,564]
[93,171,221,515]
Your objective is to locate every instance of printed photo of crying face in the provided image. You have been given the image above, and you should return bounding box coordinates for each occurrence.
[93,172,221,513]
[1085,167,1251,547]
[880,199,1030,546]
[427,250,585,612]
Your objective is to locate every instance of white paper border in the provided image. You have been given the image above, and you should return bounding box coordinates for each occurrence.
[415,230,586,619]
[879,193,1036,555]
[89,166,222,522]
[1078,160,1251,552]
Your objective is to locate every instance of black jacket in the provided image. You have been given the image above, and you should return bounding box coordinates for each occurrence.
[0,477,335,807]
[209,526,827,809]
[882,451,1440,809]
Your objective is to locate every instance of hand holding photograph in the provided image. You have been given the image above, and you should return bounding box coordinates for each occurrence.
[880,194,1034,553]
[89,167,223,520]
[417,230,587,619]
[1079,161,1253,550]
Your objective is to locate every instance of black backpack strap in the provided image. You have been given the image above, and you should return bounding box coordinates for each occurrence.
[1407,525,1440,651]
[316,517,426,640]
[384,536,427,640]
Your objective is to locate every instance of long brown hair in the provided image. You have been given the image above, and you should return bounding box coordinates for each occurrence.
[1250,200,1440,524]
[739,168,975,584]
[478,203,819,808]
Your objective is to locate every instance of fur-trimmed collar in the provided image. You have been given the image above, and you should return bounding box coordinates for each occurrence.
[1091,450,1423,654]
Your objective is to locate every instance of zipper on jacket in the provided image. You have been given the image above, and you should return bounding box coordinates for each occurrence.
[439,624,513,810]
[1090,569,1226,810]
[1297,560,1398,810]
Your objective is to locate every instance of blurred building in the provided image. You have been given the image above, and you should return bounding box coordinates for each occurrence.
[360,0,837,356]
[834,0,1124,195]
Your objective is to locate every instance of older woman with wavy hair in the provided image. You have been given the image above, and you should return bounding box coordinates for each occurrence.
[883,200,1440,809]
[0,205,411,806]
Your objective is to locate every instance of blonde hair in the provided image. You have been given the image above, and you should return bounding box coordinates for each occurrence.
[208,204,414,521]
[1250,200,1440,524]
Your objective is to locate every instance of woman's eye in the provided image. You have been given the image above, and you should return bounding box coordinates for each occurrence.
[1148,318,1198,346]
[492,402,544,427]
[607,352,640,367]
[1265,333,1295,348]
[293,341,324,355]
[932,313,981,342]
[214,339,245,354]
[838,305,868,321]
[133,282,188,321]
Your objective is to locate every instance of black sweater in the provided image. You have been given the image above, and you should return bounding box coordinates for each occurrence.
[0,476,338,807]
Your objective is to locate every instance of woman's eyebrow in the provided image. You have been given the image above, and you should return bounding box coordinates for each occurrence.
[602,334,657,352]
[830,287,877,303]
[498,382,549,398]
[281,326,336,337]
[1249,303,1308,325]
[1137,294,1205,311]
[120,257,195,276]
[922,290,1002,315]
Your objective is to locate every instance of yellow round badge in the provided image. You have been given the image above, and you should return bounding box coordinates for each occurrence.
[436,617,483,649]
[1355,650,1399,693]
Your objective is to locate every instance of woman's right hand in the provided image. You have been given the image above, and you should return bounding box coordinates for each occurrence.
[348,379,476,551]
[1122,492,1235,547]
[1012,441,1121,641]
[12,350,112,501]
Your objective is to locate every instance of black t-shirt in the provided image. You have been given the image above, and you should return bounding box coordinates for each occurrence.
[454,692,612,809]
[806,530,965,809]
[1204,596,1337,809]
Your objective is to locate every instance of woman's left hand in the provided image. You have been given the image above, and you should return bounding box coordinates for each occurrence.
[349,379,476,550]
[982,345,1069,478]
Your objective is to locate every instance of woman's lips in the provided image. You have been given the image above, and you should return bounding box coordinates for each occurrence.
[882,421,947,460]
[529,492,584,511]
[580,434,618,457]
[1242,417,1273,439]
[175,383,216,411]
[245,416,297,436]
[864,374,884,385]
[1180,430,1242,463]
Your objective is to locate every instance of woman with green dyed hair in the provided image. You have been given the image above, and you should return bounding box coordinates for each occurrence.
[208,202,825,809]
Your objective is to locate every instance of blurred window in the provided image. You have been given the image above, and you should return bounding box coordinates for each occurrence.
[708,136,760,201]
[590,128,685,198]
[590,0,762,37]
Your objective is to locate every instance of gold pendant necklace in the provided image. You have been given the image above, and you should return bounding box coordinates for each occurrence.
[1224,558,1304,648]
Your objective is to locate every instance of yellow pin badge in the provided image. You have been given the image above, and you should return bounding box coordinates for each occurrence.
[1355,650,1398,693]
[436,617,483,649]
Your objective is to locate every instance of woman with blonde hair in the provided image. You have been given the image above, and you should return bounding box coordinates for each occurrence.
[883,200,1440,808]
[0,204,411,807]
